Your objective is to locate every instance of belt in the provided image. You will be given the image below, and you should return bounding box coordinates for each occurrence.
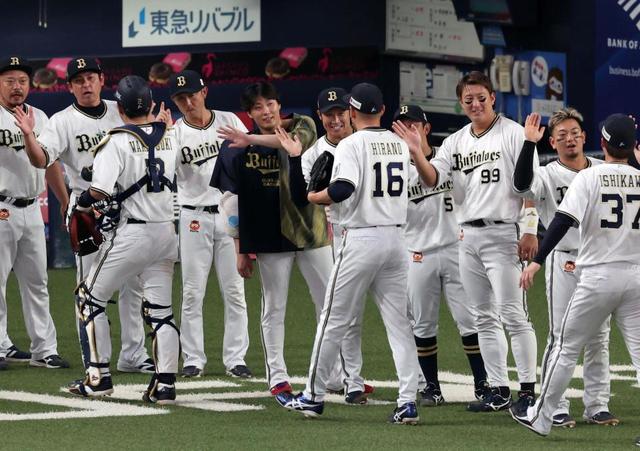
[182,204,218,214]
[0,195,36,208]
[127,218,147,224]
[463,219,506,227]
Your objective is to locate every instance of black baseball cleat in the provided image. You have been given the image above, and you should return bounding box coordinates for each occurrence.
[67,376,114,398]
[30,354,70,369]
[419,383,444,407]
[509,405,548,437]
[474,380,491,400]
[552,413,576,428]
[181,365,203,378]
[6,345,31,362]
[467,387,511,412]
[226,364,252,378]
[635,436,640,447]
[584,411,619,426]
[345,390,369,405]
[511,391,535,415]
[143,383,176,405]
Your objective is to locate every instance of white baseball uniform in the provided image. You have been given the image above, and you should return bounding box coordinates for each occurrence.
[38,100,150,371]
[0,104,60,360]
[527,157,611,417]
[522,162,640,435]
[303,127,420,407]
[430,114,537,389]
[78,124,179,384]
[301,134,365,393]
[174,110,249,372]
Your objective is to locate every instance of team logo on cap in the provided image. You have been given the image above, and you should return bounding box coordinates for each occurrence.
[0,209,9,220]
[327,91,337,101]
[189,220,200,232]
[76,58,86,69]
[177,76,186,87]
[10,57,20,65]
[400,105,408,115]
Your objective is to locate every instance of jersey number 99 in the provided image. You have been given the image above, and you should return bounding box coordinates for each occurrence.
[372,162,404,197]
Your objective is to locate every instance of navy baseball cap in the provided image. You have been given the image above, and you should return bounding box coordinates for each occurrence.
[0,56,32,77]
[393,104,428,124]
[344,83,384,114]
[600,114,636,150]
[169,70,205,97]
[317,87,349,113]
[67,57,102,82]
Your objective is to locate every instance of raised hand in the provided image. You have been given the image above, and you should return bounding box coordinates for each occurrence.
[524,113,545,143]
[218,125,251,148]
[154,101,172,126]
[392,120,422,156]
[13,105,35,136]
[274,126,302,157]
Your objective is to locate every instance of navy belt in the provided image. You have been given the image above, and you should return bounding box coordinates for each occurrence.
[0,195,36,208]
[127,218,146,224]
[464,219,506,227]
[182,204,218,214]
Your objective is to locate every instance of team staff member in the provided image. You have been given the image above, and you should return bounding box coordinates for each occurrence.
[277,83,421,424]
[169,70,251,379]
[0,56,69,370]
[212,82,333,397]
[513,108,616,427]
[67,76,180,403]
[512,114,640,436]
[16,57,153,373]
[396,104,488,407]
[394,71,538,412]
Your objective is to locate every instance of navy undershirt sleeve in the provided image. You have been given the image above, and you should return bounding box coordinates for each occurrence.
[288,155,308,207]
[327,180,355,203]
[532,212,576,265]
[513,140,536,192]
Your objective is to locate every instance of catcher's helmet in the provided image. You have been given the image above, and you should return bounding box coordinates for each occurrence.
[115,75,152,118]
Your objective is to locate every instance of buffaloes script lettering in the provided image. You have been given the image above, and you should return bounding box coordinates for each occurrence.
[0,129,25,151]
[180,140,221,165]
[75,131,107,153]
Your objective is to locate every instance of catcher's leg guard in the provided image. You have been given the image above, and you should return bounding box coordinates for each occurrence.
[141,299,180,375]
[75,283,112,385]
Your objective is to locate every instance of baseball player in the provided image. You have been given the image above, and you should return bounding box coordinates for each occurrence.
[277,83,421,424]
[393,71,538,412]
[169,70,251,379]
[16,57,153,374]
[513,108,617,427]
[396,104,488,406]
[511,113,640,436]
[282,87,372,402]
[211,81,334,398]
[0,56,69,370]
[66,75,179,403]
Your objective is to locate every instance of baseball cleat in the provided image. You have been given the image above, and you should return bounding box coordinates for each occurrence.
[509,405,548,436]
[270,381,293,396]
[0,357,8,371]
[419,383,444,407]
[118,358,155,374]
[143,383,176,405]
[6,345,31,362]
[635,436,640,447]
[584,411,619,426]
[474,380,491,400]
[552,413,576,428]
[30,354,70,369]
[280,393,324,418]
[467,387,511,412]
[511,391,535,415]
[226,364,252,378]
[388,402,419,425]
[181,365,203,378]
[67,376,114,398]
[345,390,368,405]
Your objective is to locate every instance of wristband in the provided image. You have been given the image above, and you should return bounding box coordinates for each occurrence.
[522,207,539,235]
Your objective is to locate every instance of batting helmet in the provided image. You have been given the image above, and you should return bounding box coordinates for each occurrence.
[115,75,152,118]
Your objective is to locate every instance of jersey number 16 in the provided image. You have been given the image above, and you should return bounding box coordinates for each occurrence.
[372,162,404,197]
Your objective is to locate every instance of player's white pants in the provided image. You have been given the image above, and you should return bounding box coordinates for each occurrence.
[458,223,536,387]
[0,201,58,359]
[68,193,149,370]
[541,250,610,417]
[527,263,640,434]
[179,207,249,370]
[408,242,477,339]
[81,221,179,375]
[304,226,419,407]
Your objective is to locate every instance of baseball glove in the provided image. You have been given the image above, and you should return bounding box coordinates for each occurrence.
[69,208,103,256]
[307,151,334,192]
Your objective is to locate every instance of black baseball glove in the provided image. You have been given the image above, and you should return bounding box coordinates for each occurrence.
[307,151,334,192]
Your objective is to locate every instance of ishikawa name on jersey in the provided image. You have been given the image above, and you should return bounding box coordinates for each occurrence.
[558,163,640,266]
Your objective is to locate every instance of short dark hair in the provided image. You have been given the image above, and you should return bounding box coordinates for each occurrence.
[240,81,280,111]
[603,140,633,159]
[456,71,494,99]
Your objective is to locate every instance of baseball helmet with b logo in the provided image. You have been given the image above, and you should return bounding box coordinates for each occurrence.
[115,75,153,118]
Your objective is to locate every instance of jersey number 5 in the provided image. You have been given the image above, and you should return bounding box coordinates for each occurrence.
[372,162,404,197]
[600,193,640,229]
